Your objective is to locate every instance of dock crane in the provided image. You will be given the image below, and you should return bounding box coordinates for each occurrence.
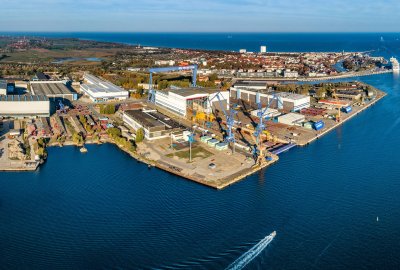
[331,89,341,122]
[147,65,198,103]
[57,100,67,114]
[253,92,283,166]
[208,92,237,153]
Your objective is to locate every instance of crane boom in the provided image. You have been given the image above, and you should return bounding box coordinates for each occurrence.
[253,92,283,166]
[208,92,237,153]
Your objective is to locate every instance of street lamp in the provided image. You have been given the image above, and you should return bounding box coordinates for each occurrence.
[188,132,195,162]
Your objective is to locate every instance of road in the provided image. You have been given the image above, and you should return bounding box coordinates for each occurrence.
[0,120,10,166]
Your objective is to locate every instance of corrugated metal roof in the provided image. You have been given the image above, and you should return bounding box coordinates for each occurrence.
[0,95,49,102]
[167,87,222,97]
[0,80,7,89]
[30,82,73,96]
[82,73,125,94]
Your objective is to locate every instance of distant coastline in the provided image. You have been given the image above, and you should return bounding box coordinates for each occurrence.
[1,32,399,55]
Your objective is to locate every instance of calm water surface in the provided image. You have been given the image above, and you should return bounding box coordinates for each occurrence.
[1,34,400,269]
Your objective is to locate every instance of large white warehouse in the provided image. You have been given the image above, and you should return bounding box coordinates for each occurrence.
[155,88,230,117]
[80,73,129,102]
[0,95,50,118]
[230,87,310,112]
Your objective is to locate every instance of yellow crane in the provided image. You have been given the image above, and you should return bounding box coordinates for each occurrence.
[332,89,341,122]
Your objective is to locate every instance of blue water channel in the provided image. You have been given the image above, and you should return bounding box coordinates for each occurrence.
[1,33,400,269]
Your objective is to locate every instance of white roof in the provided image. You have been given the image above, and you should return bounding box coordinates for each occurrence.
[82,73,126,94]
[278,112,305,122]
[271,91,308,101]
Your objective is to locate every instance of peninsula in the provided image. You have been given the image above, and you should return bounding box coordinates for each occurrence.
[0,36,391,189]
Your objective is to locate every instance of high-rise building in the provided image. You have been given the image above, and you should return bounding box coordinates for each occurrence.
[260,46,267,53]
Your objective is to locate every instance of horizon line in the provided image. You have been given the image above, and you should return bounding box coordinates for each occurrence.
[1,31,400,34]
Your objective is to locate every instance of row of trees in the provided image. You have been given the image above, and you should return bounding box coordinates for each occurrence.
[72,132,84,145]
[36,138,48,158]
[99,104,116,114]
[275,84,311,95]
[106,127,137,153]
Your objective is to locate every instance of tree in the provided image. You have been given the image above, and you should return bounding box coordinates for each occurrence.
[107,127,122,138]
[209,73,219,82]
[135,128,145,143]
[37,147,47,158]
[299,84,311,95]
[99,104,115,114]
[316,87,327,98]
[92,134,100,143]
[79,115,87,126]
[72,132,84,145]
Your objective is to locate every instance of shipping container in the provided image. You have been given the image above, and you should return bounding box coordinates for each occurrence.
[216,142,229,151]
[303,121,313,129]
[207,139,219,147]
[313,120,325,131]
[200,136,212,143]
[342,106,352,113]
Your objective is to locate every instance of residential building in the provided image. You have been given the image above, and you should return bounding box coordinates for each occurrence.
[283,69,299,78]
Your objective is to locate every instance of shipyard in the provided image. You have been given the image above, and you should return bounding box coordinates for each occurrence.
[0,36,393,189]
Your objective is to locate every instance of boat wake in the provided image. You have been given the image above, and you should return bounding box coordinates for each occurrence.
[225,231,276,270]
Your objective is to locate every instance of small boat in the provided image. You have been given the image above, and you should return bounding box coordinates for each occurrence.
[80,147,88,153]
[377,216,379,222]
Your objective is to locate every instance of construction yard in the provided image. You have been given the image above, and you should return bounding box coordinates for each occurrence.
[137,135,278,189]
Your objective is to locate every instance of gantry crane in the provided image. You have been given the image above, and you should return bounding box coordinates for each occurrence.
[147,65,198,103]
[208,92,237,153]
[252,92,283,166]
[331,89,341,122]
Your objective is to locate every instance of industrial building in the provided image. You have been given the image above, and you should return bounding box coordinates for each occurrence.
[278,113,305,126]
[123,109,183,140]
[232,80,269,91]
[7,82,15,94]
[0,95,50,118]
[32,72,50,81]
[260,46,267,53]
[250,108,281,119]
[0,80,6,95]
[154,88,229,117]
[30,81,77,101]
[230,86,310,112]
[80,73,129,102]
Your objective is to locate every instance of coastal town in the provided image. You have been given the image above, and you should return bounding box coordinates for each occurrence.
[0,36,394,189]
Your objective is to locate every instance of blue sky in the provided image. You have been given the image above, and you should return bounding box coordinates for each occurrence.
[1,0,400,32]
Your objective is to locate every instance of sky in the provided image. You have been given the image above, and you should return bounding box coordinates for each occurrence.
[1,0,400,32]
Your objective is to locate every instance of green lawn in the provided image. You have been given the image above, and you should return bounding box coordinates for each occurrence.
[166,146,213,161]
